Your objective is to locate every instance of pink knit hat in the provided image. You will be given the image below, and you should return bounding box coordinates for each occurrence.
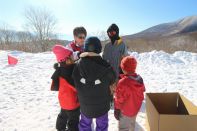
[52,44,73,62]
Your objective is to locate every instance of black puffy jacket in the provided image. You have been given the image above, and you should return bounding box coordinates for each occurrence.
[72,53,116,118]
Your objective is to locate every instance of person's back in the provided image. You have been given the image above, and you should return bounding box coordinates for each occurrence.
[114,56,145,131]
[73,53,115,117]
[72,37,116,131]
[115,73,145,117]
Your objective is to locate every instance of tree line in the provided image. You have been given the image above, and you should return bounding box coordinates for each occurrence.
[0,6,57,52]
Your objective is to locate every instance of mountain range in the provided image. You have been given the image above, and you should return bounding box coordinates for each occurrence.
[122,16,197,53]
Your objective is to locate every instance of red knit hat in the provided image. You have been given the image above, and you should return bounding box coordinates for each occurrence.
[121,56,137,73]
[52,44,73,62]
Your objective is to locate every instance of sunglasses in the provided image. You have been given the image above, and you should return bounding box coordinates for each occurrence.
[77,35,86,39]
[108,31,116,36]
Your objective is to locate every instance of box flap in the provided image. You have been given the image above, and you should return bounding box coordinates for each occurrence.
[180,95,197,115]
[145,115,150,131]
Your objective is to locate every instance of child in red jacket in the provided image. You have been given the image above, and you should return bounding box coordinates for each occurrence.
[51,45,80,131]
[114,56,145,131]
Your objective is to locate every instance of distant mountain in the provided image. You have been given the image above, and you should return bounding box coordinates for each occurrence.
[125,16,197,39]
[122,16,197,53]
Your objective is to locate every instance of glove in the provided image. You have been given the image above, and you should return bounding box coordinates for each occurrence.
[77,51,82,58]
[114,108,121,120]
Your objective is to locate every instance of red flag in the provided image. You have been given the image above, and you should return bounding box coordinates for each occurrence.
[8,55,18,65]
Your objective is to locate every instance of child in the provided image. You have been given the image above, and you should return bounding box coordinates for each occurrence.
[72,37,116,131]
[66,26,87,61]
[114,56,145,131]
[51,45,80,131]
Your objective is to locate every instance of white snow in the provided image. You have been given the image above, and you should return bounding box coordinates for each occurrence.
[0,50,197,131]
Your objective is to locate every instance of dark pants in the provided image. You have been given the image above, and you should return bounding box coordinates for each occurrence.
[56,107,80,131]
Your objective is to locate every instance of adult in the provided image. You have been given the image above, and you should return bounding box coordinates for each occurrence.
[103,23,128,79]
[66,26,87,61]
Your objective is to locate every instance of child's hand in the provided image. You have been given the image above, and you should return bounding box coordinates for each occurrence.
[110,83,117,95]
[114,108,121,120]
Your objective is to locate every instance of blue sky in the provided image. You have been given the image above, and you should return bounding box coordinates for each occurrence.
[0,0,197,40]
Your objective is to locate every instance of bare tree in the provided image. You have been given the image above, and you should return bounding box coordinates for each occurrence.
[0,24,15,45]
[23,6,57,51]
[0,30,3,44]
[91,30,108,41]
[16,31,34,44]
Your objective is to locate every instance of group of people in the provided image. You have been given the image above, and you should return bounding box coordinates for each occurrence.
[50,24,145,131]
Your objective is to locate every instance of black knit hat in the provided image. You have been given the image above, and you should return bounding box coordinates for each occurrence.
[107,23,119,34]
[84,37,102,54]
[107,24,120,44]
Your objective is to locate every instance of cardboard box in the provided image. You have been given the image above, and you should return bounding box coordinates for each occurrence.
[146,93,197,131]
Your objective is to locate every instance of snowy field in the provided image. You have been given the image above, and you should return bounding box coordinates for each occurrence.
[0,50,197,131]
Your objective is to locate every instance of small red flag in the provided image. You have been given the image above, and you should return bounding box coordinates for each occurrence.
[8,55,18,65]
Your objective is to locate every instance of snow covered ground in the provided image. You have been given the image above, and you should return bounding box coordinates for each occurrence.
[0,50,197,131]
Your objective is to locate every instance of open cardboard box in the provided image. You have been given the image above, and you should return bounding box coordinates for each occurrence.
[146,93,197,131]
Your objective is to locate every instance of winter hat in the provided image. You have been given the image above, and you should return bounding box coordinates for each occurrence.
[107,24,120,44]
[84,36,102,54]
[107,23,119,34]
[52,44,73,62]
[121,56,137,73]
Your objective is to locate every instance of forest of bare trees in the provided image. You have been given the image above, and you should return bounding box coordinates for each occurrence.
[0,6,58,52]
[123,34,197,53]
